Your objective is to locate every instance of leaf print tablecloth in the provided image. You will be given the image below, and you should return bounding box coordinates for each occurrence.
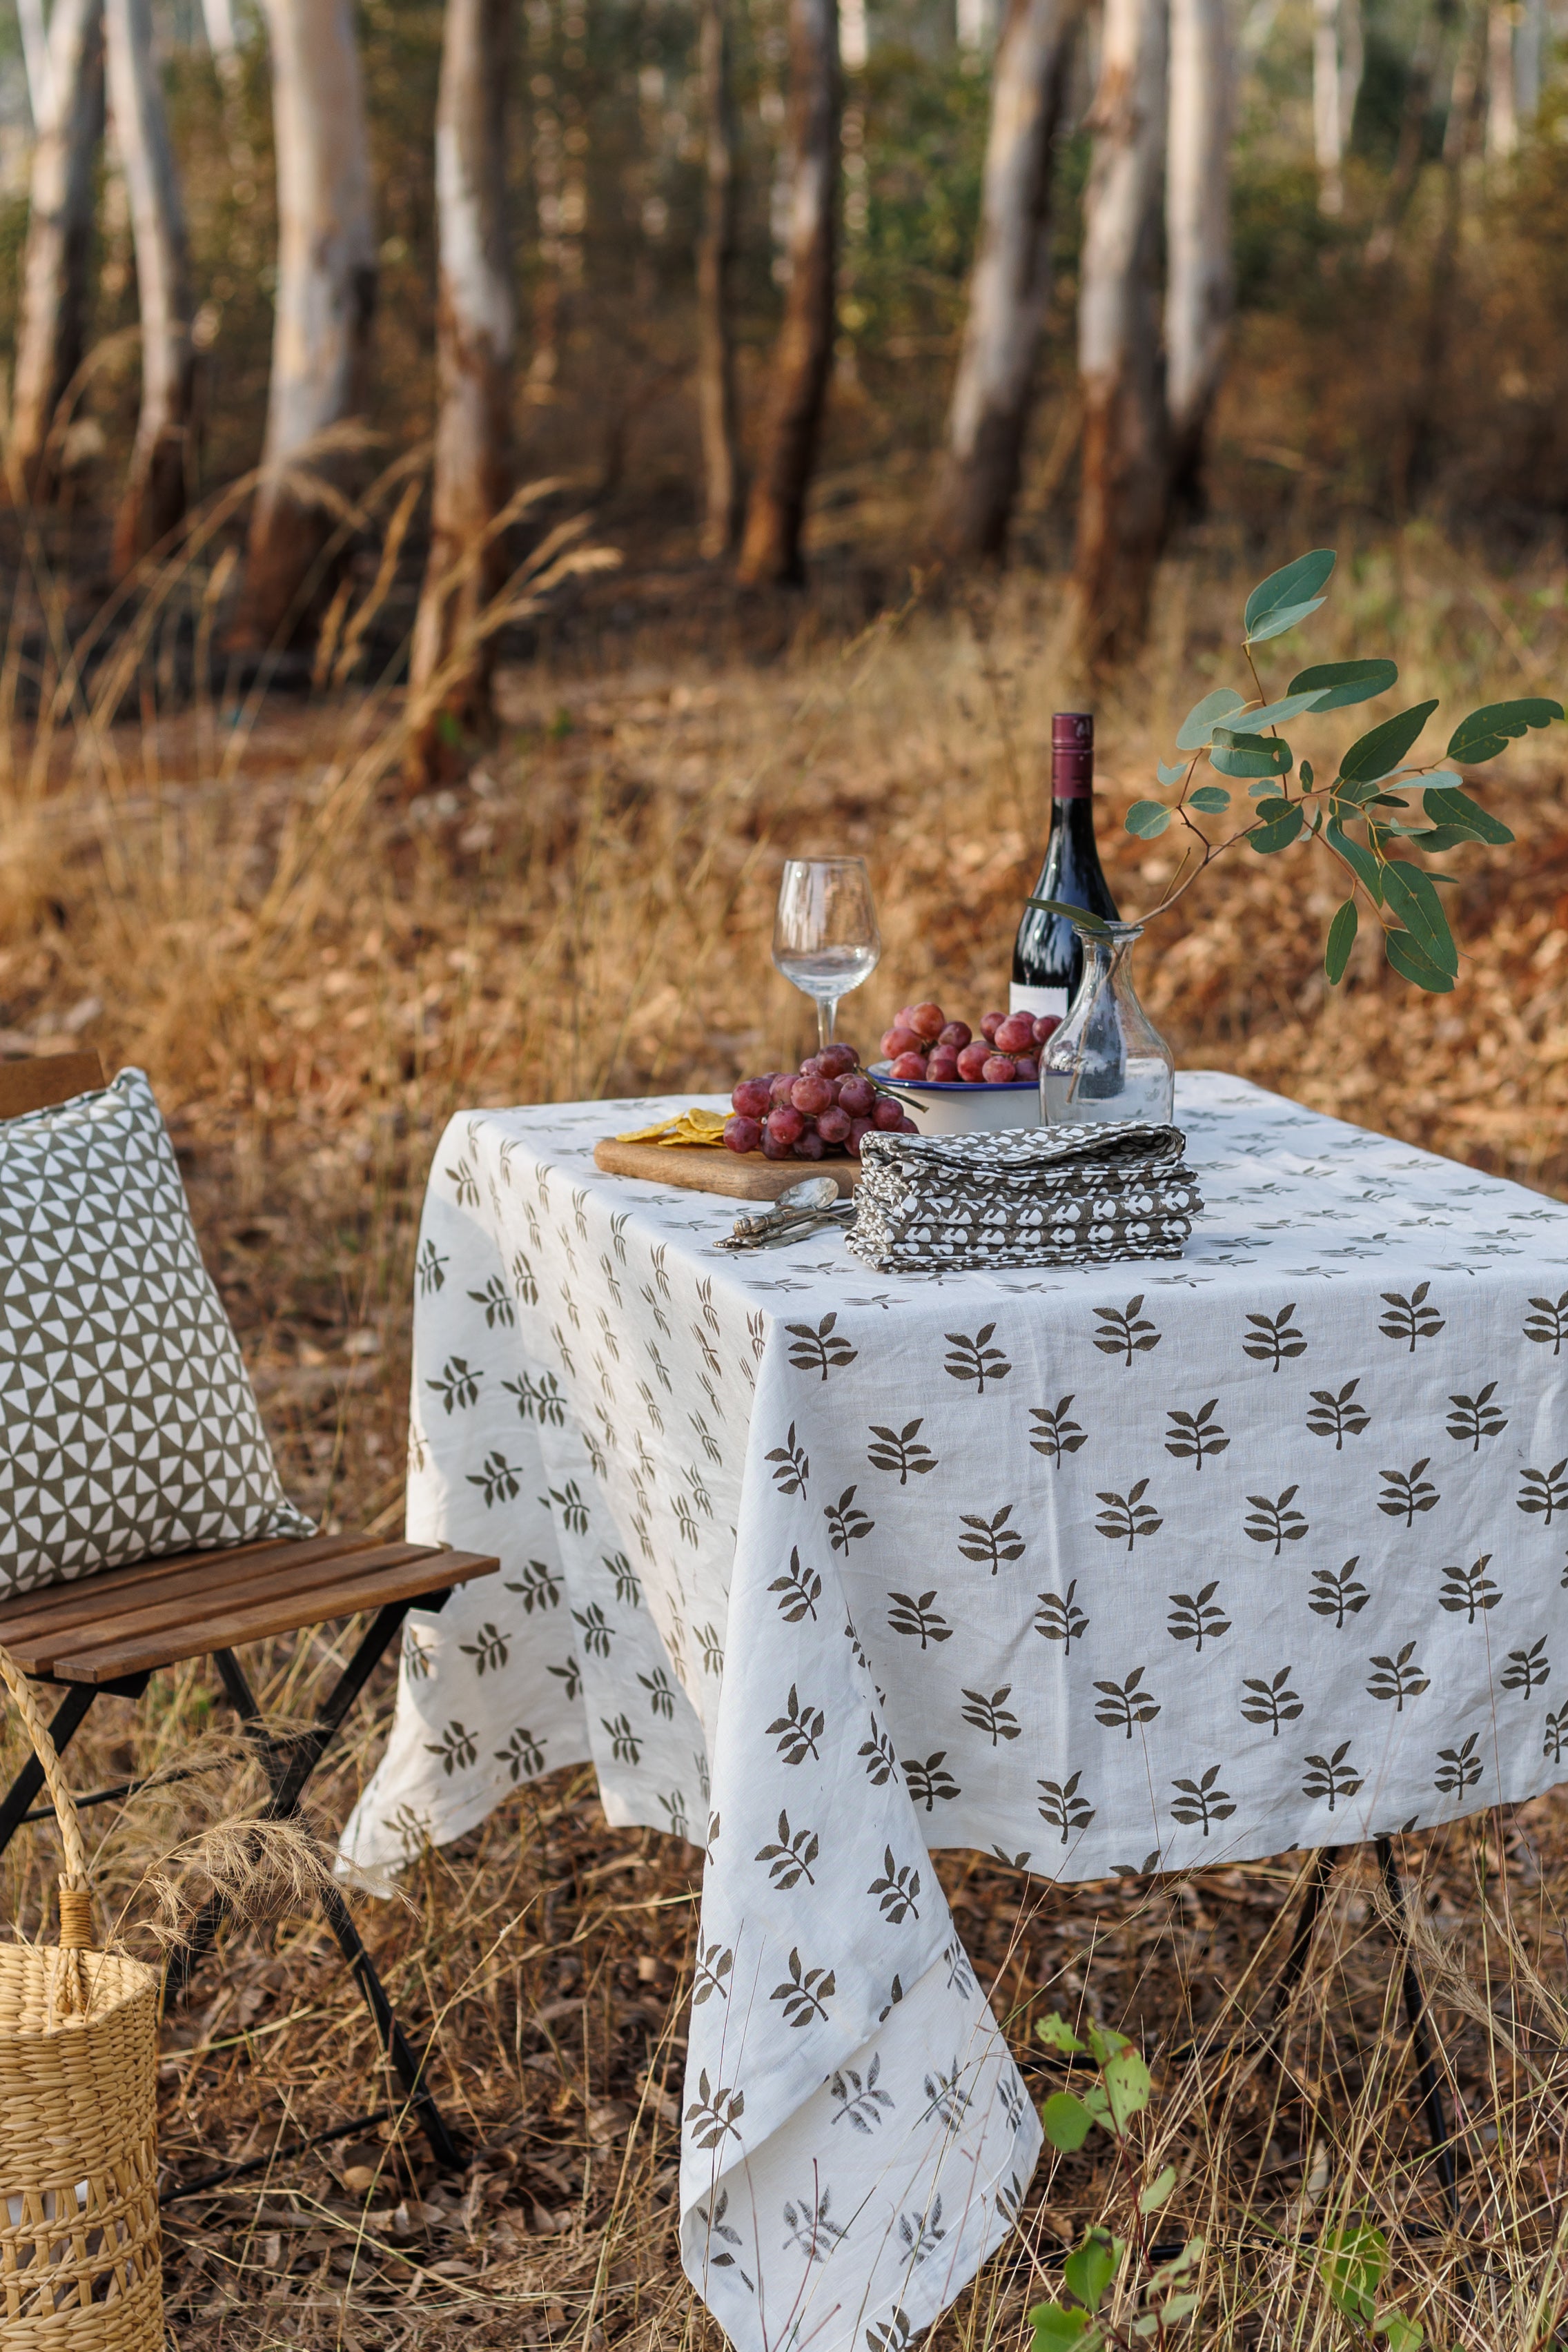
[341,1070,1568,2352]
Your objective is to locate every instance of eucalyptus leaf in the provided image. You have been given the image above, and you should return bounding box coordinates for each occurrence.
[1339,700,1438,785]
[1250,803,1304,854]
[1446,696,1563,763]
[1422,784,1515,844]
[1155,759,1188,787]
[1244,549,1335,641]
[1287,657,1399,709]
[1317,2226,1387,2327]
[1211,729,1293,778]
[1175,687,1246,751]
[1384,925,1456,993]
[1042,2092,1095,2152]
[1026,896,1114,935]
[1064,2232,1121,2311]
[1159,2296,1199,2324]
[1139,2165,1178,2214]
[1036,2013,1086,2057]
[1243,689,1334,731]
[1028,2303,1095,2351]
[1375,2315,1425,2352]
[1103,2048,1151,2133]
[1325,817,1384,902]
[1380,861,1458,976]
[1188,785,1231,812]
[1325,897,1358,983]
[1125,800,1173,839]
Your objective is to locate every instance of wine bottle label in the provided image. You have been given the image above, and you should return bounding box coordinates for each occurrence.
[1009,983,1068,1019]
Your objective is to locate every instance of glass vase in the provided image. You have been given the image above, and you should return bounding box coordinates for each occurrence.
[1038,919,1175,1129]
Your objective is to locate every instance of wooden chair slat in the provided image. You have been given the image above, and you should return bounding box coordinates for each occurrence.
[0,1052,105,1120]
[11,1540,447,1665]
[0,1533,402,1643]
[45,1549,498,1681]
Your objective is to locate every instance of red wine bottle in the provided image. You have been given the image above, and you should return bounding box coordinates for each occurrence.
[1010,712,1121,1023]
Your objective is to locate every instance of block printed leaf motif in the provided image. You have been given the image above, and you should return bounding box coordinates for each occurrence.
[1379,1458,1440,1526]
[640,1667,678,1720]
[1168,1582,1231,1651]
[755,1810,819,1888]
[1242,1302,1306,1369]
[903,1753,961,1810]
[1447,1384,1508,1451]
[1170,1765,1236,1834]
[771,1948,836,2027]
[1309,1558,1371,1626]
[602,1712,643,1764]
[495,1725,546,1781]
[829,2052,894,2133]
[782,2184,847,2262]
[1378,1282,1444,1351]
[1366,1642,1430,1710]
[957,1504,1026,1573]
[888,1590,954,1647]
[868,1845,922,1921]
[787,1314,857,1380]
[1240,1666,1303,1736]
[1306,1378,1371,1448]
[467,1451,523,1506]
[1037,1772,1095,1843]
[859,1716,896,1785]
[1094,1296,1162,1367]
[769,1547,821,1622]
[1303,1740,1364,1810]
[1438,1555,1500,1622]
[1094,1666,1161,1738]
[686,2069,745,2149]
[1244,1485,1309,1553]
[765,1422,810,1496]
[767,1684,826,1765]
[1035,1582,1089,1650]
[460,1621,509,1674]
[1165,1398,1229,1469]
[1544,1703,1568,1764]
[1030,1396,1088,1464]
[943,1323,1012,1392]
[1518,1462,1568,1525]
[1524,1292,1568,1354]
[1500,1638,1550,1701]
[1095,1480,1164,1550]
[1434,1734,1483,1797]
[867,1419,938,1483]
[825,1486,874,1551]
[961,1685,1023,1744]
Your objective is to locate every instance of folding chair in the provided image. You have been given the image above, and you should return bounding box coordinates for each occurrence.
[0,1050,499,2194]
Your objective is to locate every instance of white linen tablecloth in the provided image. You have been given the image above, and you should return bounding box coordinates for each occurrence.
[343,1072,1568,2352]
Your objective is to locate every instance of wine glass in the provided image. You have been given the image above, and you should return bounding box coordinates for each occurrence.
[772,857,881,1050]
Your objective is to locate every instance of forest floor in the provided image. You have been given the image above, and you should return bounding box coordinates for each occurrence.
[3,532,1568,2347]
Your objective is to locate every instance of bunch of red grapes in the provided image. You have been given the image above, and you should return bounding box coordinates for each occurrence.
[879,1000,1059,1085]
[723,1042,918,1160]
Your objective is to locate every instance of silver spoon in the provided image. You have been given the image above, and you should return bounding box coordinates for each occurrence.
[716,1175,850,1251]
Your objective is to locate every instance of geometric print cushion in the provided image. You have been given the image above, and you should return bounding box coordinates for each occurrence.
[0,1066,313,1599]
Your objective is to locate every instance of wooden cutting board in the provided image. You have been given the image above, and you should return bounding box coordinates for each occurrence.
[593,1137,860,1200]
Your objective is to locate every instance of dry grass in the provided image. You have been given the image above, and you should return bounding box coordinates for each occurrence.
[2,518,1568,2346]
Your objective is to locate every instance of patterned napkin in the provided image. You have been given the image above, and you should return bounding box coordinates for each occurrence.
[847,1119,1203,1270]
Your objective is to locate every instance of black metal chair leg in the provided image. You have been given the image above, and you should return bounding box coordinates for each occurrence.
[0,1685,99,1860]
[1268,1844,1341,2023]
[166,1630,465,2173]
[1376,1836,1459,2215]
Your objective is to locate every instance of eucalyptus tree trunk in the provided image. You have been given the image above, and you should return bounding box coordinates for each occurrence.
[106,0,195,574]
[1485,0,1518,156]
[736,0,840,587]
[235,0,376,649]
[17,0,54,130]
[1072,0,1167,668]
[201,0,242,75]
[1312,0,1343,211]
[1515,0,1542,128]
[927,0,1081,563]
[696,0,742,559]
[407,0,514,778]
[1165,0,1231,512]
[6,0,104,502]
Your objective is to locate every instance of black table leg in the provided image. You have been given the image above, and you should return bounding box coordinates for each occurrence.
[1377,1835,1459,2215]
[0,1684,99,1861]
[164,1612,465,2173]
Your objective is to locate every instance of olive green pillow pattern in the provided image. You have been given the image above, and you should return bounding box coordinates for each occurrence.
[0,1066,313,1598]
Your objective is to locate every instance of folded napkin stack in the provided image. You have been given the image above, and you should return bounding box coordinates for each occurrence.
[847,1119,1202,1273]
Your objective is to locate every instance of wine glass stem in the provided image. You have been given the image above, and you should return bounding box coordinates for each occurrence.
[817,999,838,1050]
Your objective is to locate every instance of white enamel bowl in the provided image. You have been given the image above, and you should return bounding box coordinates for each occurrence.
[868,1060,1041,1135]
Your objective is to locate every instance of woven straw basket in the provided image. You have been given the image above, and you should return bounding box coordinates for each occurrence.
[0,1643,162,2349]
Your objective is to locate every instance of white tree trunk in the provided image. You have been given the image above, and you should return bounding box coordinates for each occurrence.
[1486,0,1518,156]
[407,0,513,776]
[202,0,241,63]
[696,0,742,557]
[1165,0,1231,507]
[17,0,55,131]
[1338,0,1364,164]
[1312,0,1344,211]
[736,0,840,586]
[928,0,1081,561]
[237,0,376,647]
[1515,0,1543,126]
[1073,0,1167,663]
[7,0,104,501]
[106,0,195,574]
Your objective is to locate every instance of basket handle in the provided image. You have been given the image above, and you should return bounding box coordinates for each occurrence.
[0,1638,95,2014]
